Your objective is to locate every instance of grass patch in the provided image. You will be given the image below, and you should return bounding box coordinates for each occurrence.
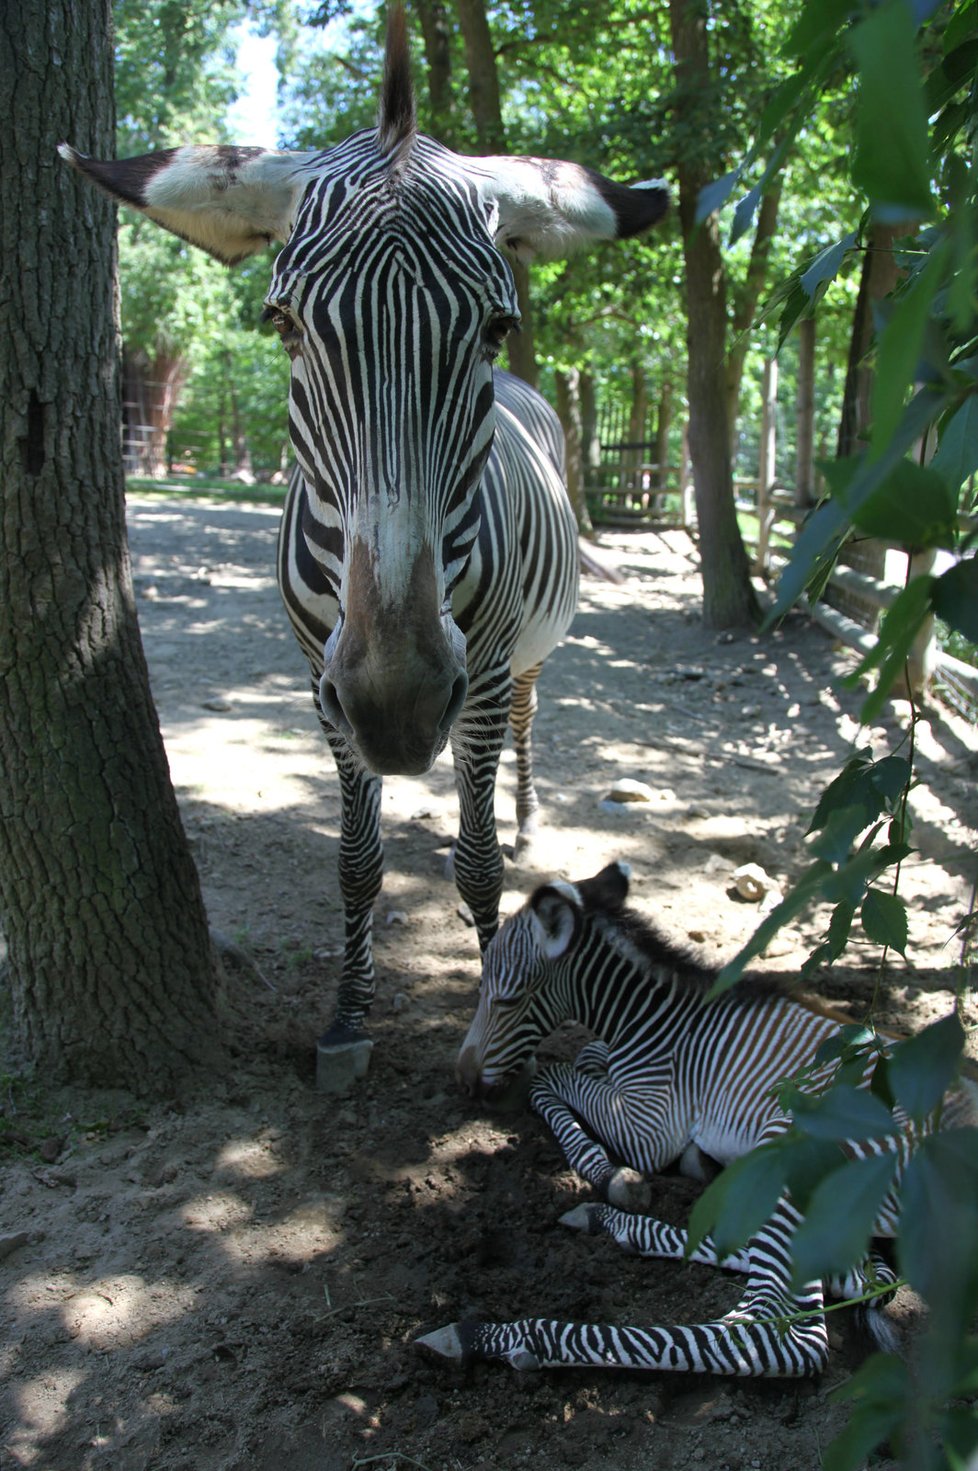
[126,475,288,508]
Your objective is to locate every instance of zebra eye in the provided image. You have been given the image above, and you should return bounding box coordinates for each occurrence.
[483,312,519,360]
[262,305,303,359]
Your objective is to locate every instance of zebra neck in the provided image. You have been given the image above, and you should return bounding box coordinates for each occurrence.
[573,959,699,1056]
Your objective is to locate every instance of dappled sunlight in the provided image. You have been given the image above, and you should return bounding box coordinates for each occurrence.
[215,1135,287,1180]
[9,1269,196,1353]
[7,1368,87,1466]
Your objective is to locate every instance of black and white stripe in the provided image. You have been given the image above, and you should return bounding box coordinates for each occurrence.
[60,8,667,1083]
[431,862,976,1377]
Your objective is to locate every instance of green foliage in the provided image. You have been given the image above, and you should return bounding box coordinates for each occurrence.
[699,4,978,1463]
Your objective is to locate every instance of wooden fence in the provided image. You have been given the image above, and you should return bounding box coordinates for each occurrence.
[586,403,977,718]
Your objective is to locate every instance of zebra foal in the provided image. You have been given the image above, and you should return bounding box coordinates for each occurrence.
[418,861,976,1377]
[60,9,668,1089]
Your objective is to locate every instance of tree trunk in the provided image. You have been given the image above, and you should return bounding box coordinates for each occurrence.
[725,183,782,450]
[225,350,255,483]
[554,367,593,534]
[455,0,539,386]
[413,0,455,143]
[455,0,505,150]
[0,0,222,1092]
[626,362,648,499]
[580,371,600,481]
[668,0,760,628]
[795,315,816,507]
[122,344,187,478]
[837,222,905,457]
[654,379,673,492]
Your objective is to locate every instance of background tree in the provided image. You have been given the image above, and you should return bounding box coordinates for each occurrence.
[0,0,222,1092]
[689,3,978,1465]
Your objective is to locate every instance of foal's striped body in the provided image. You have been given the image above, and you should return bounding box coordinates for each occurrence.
[421,862,976,1377]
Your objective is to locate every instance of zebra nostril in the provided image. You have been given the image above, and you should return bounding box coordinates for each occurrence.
[318,673,351,734]
[439,671,469,733]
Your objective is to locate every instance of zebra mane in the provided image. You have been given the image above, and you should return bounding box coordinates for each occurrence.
[592,904,717,993]
[377,6,417,169]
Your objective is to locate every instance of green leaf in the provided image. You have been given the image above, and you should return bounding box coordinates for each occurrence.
[787,0,855,57]
[686,1143,787,1260]
[836,459,958,548]
[849,0,934,220]
[729,184,761,246]
[824,1355,910,1471]
[810,805,881,864]
[791,1084,895,1141]
[767,498,849,621]
[932,558,978,641]
[807,749,874,834]
[696,169,741,225]
[814,1023,875,1068]
[781,1135,848,1213]
[869,755,912,803]
[823,842,910,908]
[800,231,859,302]
[711,862,832,995]
[888,1012,965,1119]
[790,1153,898,1288]
[860,889,909,956]
[870,242,948,461]
[827,900,856,960]
[847,576,936,722]
[898,1129,978,1307]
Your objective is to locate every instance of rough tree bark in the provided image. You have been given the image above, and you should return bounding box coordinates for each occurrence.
[0,0,222,1092]
[412,0,456,144]
[122,345,187,477]
[795,316,816,507]
[554,368,594,534]
[837,222,905,457]
[668,0,761,628]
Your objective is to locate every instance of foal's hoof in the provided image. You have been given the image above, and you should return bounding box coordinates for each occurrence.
[606,1167,651,1212]
[559,1203,606,1235]
[416,1322,465,1363]
[316,1025,373,1095]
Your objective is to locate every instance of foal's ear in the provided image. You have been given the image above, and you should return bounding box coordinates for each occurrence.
[476,156,668,263]
[58,143,318,264]
[528,881,582,959]
[577,861,631,913]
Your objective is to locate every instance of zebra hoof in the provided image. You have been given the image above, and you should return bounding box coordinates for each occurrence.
[559,1203,605,1235]
[315,1031,373,1095]
[606,1167,651,1212]
[415,1322,465,1363]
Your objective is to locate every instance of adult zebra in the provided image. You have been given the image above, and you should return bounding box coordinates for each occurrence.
[423,862,978,1376]
[60,10,667,1089]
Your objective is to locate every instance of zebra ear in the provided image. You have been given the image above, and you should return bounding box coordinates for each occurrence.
[478,157,668,263]
[58,143,316,265]
[577,862,631,913]
[529,881,582,959]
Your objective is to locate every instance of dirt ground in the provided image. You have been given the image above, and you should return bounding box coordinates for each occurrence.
[2,497,976,1471]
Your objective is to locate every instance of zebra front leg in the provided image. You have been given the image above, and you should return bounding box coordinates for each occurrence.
[316,724,383,1093]
[418,1200,829,1378]
[508,663,542,860]
[530,1062,675,1211]
[450,704,509,952]
[559,1201,752,1272]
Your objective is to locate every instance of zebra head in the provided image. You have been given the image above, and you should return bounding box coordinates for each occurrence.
[59,9,667,775]
[457,861,632,1100]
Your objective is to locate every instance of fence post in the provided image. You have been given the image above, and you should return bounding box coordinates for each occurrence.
[755,357,779,575]
[907,546,939,697]
[680,423,694,529]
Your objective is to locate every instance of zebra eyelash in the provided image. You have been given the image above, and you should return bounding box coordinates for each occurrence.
[261,303,304,358]
[482,312,520,361]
